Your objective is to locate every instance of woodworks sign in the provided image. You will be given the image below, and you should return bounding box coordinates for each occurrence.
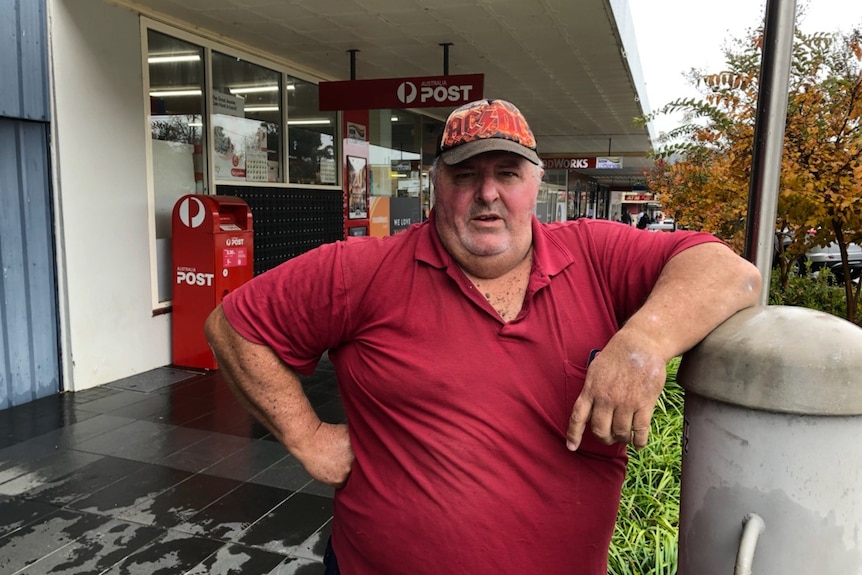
[319,74,484,110]
[542,157,623,170]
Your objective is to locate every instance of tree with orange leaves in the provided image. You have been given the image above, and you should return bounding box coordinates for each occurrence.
[642,23,862,323]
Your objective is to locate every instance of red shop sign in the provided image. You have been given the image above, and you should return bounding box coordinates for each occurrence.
[319,74,484,110]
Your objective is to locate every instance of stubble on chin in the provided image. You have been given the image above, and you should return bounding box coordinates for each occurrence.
[458,226,511,257]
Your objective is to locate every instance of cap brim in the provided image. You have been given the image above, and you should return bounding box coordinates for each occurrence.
[439,138,540,166]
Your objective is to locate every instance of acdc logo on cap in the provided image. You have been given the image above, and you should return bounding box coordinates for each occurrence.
[440,100,537,151]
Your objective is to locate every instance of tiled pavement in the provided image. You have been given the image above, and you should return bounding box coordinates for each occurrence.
[0,355,345,574]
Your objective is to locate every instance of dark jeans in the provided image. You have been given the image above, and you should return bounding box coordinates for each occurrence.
[323,536,341,575]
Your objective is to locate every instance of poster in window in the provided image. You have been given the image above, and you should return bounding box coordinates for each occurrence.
[347,155,368,220]
[212,114,277,182]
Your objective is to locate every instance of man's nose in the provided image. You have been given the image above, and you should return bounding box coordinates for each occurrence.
[475,174,499,204]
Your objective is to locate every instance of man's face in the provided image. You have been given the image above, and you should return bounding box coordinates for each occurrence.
[433,151,541,263]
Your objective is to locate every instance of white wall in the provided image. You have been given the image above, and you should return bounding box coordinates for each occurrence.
[50,0,171,390]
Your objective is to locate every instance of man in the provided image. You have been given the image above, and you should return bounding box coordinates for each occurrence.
[621,210,633,226]
[205,99,761,574]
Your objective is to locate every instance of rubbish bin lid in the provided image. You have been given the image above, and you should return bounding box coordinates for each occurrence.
[679,305,862,415]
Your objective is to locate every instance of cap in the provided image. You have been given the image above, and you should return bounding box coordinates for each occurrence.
[436,99,540,165]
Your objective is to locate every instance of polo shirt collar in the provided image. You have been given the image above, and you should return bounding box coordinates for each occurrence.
[415,209,575,278]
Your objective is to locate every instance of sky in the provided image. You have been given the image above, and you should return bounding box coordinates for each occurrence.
[628,0,862,136]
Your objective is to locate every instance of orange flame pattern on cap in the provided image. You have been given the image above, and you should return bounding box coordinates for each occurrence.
[440,100,537,152]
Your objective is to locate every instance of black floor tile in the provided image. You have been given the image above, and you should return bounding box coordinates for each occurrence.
[106,366,203,393]
[161,372,231,404]
[289,519,332,565]
[74,419,211,463]
[69,462,192,518]
[0,508,111,574]
[248,453,314,492]
[298,480,335,499]
[114,472,244,529]
[268,557,325,574]
[3,397,100,445]
[180,405,271,438]
[172,482,294,542]
[67,389,152,414]
[150,390,232,427]
[158,433,255,473]
[238,492,333,555]
[0,450,103,498]
[0,355,339,574]
[3,394,68,420]
[0,495,63,539]
[184,542,288,575]
[170,375,248,404]
[0,433,82,476]
[20,456,149,507]
[35,414,138,450]
[99,530,225,575]
[293,517,332,562]
[202,439,290,483]
[106,393,174,421]
[66,386,124,405]
[14,518,163,575]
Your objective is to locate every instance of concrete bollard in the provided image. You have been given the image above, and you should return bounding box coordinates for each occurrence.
[676,305,862,574]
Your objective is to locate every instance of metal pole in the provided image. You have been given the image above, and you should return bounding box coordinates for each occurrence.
[348,49,359,80]
[439,43,453,75]
[743,0,797,305]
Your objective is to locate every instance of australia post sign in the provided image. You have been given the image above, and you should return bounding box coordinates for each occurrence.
[319,74,484,110]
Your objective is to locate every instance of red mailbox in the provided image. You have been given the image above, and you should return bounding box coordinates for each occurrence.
[171,194,253,369]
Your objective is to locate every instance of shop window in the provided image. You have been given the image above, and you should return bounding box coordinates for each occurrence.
[287,77,337,185]
[147,30,206,303]
[368,109,422,198]
[211,52,282,183]
[543,169,569,222]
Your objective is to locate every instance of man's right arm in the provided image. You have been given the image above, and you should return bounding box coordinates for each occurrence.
[204,305,353,487]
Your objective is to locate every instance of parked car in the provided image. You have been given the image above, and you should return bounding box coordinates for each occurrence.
[647,218,676,232]
[803,241,862,282]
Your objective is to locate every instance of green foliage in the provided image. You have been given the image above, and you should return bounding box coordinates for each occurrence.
[768,267,862,324]
[609,358,684,575]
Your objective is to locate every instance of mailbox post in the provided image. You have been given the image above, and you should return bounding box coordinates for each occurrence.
[171,194,253,369]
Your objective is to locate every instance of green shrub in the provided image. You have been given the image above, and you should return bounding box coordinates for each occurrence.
[768,268,852,319]
[609,357,684,575]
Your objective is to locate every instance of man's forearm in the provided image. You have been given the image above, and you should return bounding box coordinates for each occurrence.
[204,305,321,453]
[622,242,762,362]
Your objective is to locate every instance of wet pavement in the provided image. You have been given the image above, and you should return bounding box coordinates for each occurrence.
[0,356,344,574]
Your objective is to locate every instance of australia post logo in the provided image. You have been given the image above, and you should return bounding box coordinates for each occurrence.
[177,197,206,229]
[397,80,475,106]
[319,73,484,111]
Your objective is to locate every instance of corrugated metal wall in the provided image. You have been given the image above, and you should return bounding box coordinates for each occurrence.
[0,0,50,121]
[0,0,59,410]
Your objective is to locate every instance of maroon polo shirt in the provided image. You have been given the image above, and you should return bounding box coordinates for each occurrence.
[222,212,720,574]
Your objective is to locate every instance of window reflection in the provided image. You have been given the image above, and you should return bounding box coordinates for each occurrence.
[211,52,282,182]
[287,77,337,185]
[147,30,205,303]
[368,109,442,219]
